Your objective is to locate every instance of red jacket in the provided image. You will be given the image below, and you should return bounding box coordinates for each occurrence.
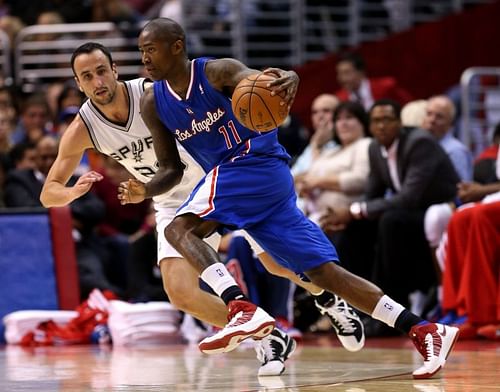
[335,77,413,106]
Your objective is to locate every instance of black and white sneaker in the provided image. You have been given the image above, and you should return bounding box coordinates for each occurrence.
[314,294,365,352]
[255,328,297,376]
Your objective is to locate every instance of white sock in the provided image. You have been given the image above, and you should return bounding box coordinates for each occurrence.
[371,295,405,327]
[200,263,239,297]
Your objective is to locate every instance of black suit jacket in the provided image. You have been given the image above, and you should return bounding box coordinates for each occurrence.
[4,169,105,231]
[4,169,43,207]
[365,127,460,219]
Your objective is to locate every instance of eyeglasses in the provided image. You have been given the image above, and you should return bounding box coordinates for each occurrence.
[370,116,398,126]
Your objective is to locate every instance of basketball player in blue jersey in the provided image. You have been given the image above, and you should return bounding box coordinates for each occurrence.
[121,18,459,379]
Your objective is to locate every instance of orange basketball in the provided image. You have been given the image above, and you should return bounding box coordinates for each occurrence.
[231,73,289,132]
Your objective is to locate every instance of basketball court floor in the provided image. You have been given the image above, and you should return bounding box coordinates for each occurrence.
[1,334,498,391]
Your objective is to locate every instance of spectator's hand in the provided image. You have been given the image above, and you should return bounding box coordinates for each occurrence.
[319,206,351,232]
[300,174,321,192]
[262,68,299,110]
[310,117,334,150]
[71,171,103,199]
[118,178,146,205]
[457,181,487,203]
[295,173,317,196]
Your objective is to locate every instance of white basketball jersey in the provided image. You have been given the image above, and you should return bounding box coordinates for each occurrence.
[79,78,205,209]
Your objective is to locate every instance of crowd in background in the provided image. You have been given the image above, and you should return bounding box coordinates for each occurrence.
[0,0,499,342]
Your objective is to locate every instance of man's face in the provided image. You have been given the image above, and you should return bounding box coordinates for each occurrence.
[370,105,401,148]
[311,96,336,130]
[422,98,453,139]
[35,139,58,176]
[21,104,48,132]
[336,61,363,91]
[139,30,177,81]
[17,147,37,170]
[73,50,118,106]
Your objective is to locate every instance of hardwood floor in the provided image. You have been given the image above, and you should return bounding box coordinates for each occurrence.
[0,335,498,391]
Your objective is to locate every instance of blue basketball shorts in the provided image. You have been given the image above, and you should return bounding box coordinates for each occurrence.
[177,153,339,274]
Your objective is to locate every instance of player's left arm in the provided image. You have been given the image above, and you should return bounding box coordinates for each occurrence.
[205,58,299,109]
[118,86,184,205]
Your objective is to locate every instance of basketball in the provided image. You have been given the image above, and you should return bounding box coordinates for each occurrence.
[231,72,289,132]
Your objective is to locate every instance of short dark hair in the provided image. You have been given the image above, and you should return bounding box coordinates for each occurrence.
[9,141,35,166]
[332,101,370,143]
[337,52,365,72]
[142,18,187,51]
[71,42,113,75]
[369,99,402,120]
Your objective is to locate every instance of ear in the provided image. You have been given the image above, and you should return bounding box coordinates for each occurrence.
[74,76,83,92]
[112,63,119,80]
[171,39,184,55]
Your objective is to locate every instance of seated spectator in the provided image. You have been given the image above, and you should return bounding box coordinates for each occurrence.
[424,122,500,291]
[0,87,19,129]
[334,52,413,111]
[320,100,460,335]
[296,101,371,222]
[7,141,36,170]
[440,199,500,340]
[291,93,339,177]
[10,94,51,145]
[4,136,58,207]
[0,108,13,154]
[422,95,473,181]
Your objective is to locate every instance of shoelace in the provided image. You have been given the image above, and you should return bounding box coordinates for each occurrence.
[258,334,283,364]
[321,299,357,333]
[413,331,442,361]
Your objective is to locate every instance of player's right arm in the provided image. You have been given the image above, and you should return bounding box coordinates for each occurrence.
[40,115,101,207]
[118,86,184,205]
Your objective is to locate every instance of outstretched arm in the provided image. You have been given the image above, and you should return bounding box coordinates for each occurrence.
[40,115,100,207]
[119,86,184,204]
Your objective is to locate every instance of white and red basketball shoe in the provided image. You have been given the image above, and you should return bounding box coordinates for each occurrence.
[410,323,460,379]
[198,300,275,355]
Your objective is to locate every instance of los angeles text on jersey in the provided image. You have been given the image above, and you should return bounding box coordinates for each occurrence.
[175,108,225,141]
[109,136,154,162]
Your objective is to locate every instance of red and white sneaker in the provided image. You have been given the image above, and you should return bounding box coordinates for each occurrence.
[410,323,460,379]
[198,300,275,355]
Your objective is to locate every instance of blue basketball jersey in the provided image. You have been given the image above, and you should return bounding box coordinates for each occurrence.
[153,57,339,273]
[153,57,290,172]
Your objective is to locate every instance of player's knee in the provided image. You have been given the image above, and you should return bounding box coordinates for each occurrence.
[424,203,453,246]
[164,219,183,246]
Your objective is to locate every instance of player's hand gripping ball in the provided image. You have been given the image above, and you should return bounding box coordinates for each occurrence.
[231,72,289,132]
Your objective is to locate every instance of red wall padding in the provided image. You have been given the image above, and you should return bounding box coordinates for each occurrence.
[49,207,80,309]
[292,1,500,129]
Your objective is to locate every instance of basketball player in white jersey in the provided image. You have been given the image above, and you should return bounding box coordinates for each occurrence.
[40,42,363,376]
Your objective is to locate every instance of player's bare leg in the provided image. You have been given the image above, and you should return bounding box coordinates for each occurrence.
[257,252,323,294]
[305,262,459,379]
[160,258,228,327]
[165,214,276,354]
